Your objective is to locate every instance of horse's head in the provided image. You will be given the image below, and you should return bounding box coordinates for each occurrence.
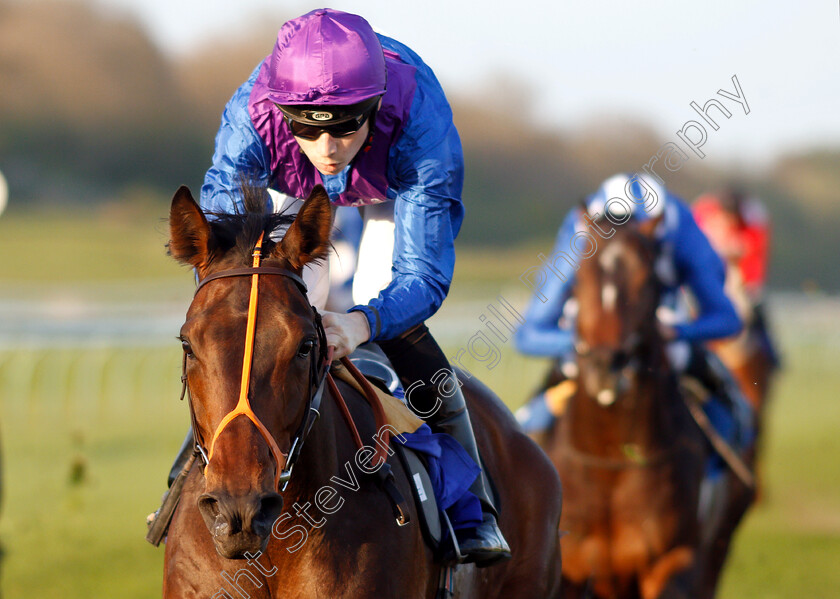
[168,184,332,558]
[574,212,663,406]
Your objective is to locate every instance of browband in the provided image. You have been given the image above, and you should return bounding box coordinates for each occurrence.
[195,267,307,297]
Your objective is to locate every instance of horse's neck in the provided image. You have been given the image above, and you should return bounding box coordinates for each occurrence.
[262,387,393,588]
[281,382,375,503]
[563,350,679,455]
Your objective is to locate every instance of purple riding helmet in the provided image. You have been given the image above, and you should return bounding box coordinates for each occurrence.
[266,9,386,129]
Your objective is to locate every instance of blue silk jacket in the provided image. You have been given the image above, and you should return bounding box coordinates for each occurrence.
[201,35,464,341]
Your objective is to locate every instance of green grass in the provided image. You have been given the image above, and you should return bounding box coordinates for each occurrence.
[713,341,840,598]
[0,347,186,598]
[0,204,184,283]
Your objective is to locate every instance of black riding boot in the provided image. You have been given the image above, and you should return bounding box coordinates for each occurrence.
[686,346,740,405]
[752,302,782,369]
[686,346,752,446]
[379,324,512,567]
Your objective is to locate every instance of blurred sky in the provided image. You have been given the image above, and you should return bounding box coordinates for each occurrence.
[93,0,840,168]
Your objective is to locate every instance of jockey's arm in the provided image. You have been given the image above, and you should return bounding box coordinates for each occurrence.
[672,202,743,342]
[514,210,578,357]
[348,44,465,342]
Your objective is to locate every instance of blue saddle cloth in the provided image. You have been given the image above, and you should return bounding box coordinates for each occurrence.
[703,394,754,480]
[384,385,482,534]
[396,424,483,534]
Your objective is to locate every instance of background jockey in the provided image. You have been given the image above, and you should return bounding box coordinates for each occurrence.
[692,188,780,367]
[180,8,508,565]
[514,173,751,448]
[693,189,770,300]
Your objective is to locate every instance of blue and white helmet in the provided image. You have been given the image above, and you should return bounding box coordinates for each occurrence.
[585,173,667,224]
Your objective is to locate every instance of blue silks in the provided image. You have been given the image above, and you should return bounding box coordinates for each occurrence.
[395,423,483,534]
[702,395,755,481]
[515,197,741,358]
[200,34,464,342]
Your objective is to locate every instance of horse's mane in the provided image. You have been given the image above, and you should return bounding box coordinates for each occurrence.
[204,182,298,264]
[588,210,658,256]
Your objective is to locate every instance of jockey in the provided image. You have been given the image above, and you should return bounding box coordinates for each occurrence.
[692,189,780,366]
[180,9,507,566]
[692,189,770,301]
[514,173,750,444]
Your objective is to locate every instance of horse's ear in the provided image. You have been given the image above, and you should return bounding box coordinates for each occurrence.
[579,198,589,216]
[274,185,332,270]
[169,186,212,271]
[638,213,664,238]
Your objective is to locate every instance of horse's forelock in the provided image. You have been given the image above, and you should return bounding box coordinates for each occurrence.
[240,181,270,216]
[203,182,297,266]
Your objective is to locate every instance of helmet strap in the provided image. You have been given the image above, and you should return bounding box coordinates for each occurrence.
[360,105,379,153]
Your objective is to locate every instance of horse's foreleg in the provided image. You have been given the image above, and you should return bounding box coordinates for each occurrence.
[639,546,694,599]
[695,469,756,599]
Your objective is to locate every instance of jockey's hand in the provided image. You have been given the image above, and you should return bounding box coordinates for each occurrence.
[657,320,678,342]
[322,310,371,359]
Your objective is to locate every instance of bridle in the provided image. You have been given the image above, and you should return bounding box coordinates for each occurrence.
[574,231,664,396]
[180,233,331,492]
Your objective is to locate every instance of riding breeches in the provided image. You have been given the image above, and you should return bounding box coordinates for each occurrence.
[269,189,395,312]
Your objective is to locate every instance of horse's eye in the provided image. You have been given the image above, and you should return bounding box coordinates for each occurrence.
[298,339,315,358]
[180,338,194,357]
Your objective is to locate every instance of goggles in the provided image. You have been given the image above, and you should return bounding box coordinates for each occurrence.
[277,96,380,141]
[284,109,372,141]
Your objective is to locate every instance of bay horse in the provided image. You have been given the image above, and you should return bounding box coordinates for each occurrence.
[687,265,768,598]
[162,184,563,598]
[538,214,709,599]
[710,261,776,415]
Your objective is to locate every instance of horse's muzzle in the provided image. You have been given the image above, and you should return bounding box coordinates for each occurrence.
[198,490,284,559]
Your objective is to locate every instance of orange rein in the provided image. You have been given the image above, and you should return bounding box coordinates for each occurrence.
[206,233,287,491]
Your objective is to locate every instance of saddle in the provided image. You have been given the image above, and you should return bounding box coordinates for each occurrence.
[336,349,468,562]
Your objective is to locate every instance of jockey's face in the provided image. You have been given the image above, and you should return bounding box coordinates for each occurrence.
[293,119,370,176]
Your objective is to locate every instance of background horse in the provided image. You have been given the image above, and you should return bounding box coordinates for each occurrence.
[538,215,708,599]
[161,184,563,598]
[687,265,768,598]
[711,262,776,418]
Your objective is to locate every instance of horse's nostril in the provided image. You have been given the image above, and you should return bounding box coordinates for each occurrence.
[251,493,284,538]
[198,493,221,519]
[261,493,284,516]
[254,492,284,535]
